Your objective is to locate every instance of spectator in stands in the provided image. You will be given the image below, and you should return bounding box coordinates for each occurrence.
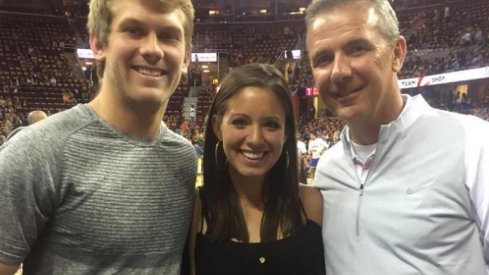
[192,138,204,176]
[297,132,308,184]
[5,110,47,141]
[305,0,489,274]
[26,110,47,125]
[180,118,191,136]
[443,3,450,21]
[189,104,197,123]
[307,131,328,180]
[0,0,197,274]
[190,63,325,275]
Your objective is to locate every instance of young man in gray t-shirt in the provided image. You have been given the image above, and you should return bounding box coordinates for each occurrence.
[0,0,197,274]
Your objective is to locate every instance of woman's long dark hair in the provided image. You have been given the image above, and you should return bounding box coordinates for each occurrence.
[202,63,302,243]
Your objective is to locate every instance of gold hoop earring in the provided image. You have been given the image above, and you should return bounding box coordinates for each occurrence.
[214,140,227,169]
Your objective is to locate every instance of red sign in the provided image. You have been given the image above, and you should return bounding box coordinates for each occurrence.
[305,87,319,97]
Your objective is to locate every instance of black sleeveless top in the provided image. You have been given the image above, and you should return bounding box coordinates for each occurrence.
[195,220,326,275]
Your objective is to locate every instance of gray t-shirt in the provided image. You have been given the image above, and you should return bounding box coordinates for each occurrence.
[0,104,197,274]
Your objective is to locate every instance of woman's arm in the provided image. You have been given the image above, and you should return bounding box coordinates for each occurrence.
[299,184,324,225]
[0,263,20,275]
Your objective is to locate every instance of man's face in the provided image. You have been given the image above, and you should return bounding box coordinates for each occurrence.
[91,0,189,110]
[306,2,405,126]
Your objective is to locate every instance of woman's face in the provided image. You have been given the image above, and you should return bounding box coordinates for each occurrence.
[213,86,287,182]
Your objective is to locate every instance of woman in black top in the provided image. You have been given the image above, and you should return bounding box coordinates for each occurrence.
[189,64,325,275]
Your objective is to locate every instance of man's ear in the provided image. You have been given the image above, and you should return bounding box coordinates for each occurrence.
[89,33,107,61]
[392,35,407,73]
[182,51,191,75]
[211,115,222,140]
